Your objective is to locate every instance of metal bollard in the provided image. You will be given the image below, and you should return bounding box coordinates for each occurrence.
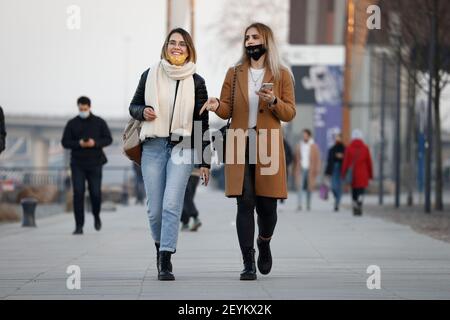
[20,197,38,227]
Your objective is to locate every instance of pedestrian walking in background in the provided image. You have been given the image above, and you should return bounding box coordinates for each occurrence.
[133,162,145,205]
[0,106,6,155]
[325,132,346,211]
[61,96,113,235]
[341,129,373,216]
[293,129,321,211]
[180,167,202,232]
[279,137,293,210]
[129,28,210,281]
[200,22,296,280]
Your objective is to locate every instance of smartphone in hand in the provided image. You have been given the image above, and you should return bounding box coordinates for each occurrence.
[260,83,274,92]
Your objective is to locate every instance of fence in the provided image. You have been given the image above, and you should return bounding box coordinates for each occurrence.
[0,166,135,205]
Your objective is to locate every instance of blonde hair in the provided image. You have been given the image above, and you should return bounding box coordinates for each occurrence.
[239,23,287,82]
[161,28,197,63]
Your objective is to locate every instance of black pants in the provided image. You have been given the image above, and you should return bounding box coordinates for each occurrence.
[352,188,365,205]
[180,175,200,224]
[71,164,103,228]
[236,144,277,254]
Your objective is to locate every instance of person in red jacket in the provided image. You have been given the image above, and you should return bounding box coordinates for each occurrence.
[341,129,373,216]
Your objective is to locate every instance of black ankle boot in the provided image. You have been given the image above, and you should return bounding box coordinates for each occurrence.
[94,216,102,231]
[158,251,175,281]
[155,243,172,274]
[240,248,257,280]
[257,237,272,275]
[353,202,363,216]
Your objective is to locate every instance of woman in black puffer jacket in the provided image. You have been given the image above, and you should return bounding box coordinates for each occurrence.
[129,28,210,281]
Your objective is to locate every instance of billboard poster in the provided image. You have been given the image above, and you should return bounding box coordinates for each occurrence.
[293,65,344,159]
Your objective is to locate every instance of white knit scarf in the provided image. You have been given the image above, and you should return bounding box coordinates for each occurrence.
[140,59,196,141]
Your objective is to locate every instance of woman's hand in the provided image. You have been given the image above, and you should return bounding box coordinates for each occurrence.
[199,97,219,115]
[143,107,157,121]
[200,167,210,186]
[256,88,276,104]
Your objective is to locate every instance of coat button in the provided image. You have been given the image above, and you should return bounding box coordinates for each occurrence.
[259,109,264,113]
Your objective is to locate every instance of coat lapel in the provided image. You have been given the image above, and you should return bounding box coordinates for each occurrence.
[236,62,249,107]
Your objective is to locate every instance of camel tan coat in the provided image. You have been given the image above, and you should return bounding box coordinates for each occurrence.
[293,141,321,192]
[215,62,296,198]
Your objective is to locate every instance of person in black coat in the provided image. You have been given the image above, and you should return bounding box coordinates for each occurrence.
[133,162,145,205]
[61,96,113,235]
[0,106,6,154]
[129,28,210,281]
[325,132,346,211]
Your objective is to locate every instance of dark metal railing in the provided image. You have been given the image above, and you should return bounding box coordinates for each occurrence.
[0,166,134,205]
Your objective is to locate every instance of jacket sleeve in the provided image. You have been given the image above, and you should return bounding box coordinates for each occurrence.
[61,121,81,150]
[95,119,113,148]
[129,69,151,121]
[325,148,333,176]
[269,68,296,122]
[215,67,235,120]
[194,75,211,169]
[341,148,351,178]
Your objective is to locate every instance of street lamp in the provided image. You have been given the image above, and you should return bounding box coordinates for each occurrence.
[388,12,402,209]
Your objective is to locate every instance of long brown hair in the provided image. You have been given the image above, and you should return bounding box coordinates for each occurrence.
[161,28,197,63]
[239,22,286,82]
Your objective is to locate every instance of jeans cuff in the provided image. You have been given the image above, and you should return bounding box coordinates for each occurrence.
[159,246,176,253]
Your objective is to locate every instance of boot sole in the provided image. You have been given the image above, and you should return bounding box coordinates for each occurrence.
[158,274,175,281]
[240,274,257,280]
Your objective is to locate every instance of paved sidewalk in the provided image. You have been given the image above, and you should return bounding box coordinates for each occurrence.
[1,189,450,300]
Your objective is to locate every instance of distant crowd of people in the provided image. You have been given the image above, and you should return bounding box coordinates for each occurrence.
[286,128,373,216]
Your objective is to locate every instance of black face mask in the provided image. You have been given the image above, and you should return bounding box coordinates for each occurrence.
[245,44,267,61]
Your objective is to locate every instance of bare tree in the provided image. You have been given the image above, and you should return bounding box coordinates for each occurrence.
[205,0,289,69]
[376,0,450,211]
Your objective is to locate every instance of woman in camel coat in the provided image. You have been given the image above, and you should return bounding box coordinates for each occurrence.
[200,22,296,280]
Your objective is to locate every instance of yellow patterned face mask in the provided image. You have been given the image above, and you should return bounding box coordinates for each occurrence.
[167,53,188,66]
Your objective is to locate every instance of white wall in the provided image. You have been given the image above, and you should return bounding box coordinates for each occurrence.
[0,0,166,118]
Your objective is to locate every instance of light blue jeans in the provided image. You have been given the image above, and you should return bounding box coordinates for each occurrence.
[297,169,311,209]
[141,138,195,252]
[331,163,343,208]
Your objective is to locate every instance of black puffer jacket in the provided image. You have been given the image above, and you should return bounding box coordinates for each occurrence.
[129,68,210,168]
